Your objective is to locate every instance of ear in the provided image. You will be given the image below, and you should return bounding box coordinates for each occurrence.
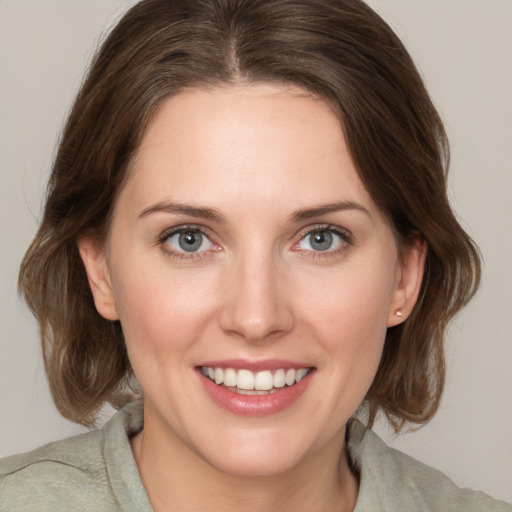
[77,236,119,321]
[387,235,427,327]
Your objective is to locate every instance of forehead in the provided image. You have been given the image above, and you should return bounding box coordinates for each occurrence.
[117,83,378,220]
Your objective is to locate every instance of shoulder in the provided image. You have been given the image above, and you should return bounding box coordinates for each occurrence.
[0,428,118,511]
[0,401,148,512]
[348,419,511,512]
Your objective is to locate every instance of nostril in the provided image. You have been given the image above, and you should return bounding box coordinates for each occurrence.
[218,264,295,341]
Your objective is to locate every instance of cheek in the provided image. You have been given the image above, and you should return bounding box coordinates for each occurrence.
[300,263,395,338]
[295,259,396,389]
[110,258,219,355]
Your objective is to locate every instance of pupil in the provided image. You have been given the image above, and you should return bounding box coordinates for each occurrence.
[311,231,332,251]
[179,231,202,252]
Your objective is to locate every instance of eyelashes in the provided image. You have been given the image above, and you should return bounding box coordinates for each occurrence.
[158,224,353,261]
[163,228,213,253]
[293,225,352,256]
[158,225,220,261]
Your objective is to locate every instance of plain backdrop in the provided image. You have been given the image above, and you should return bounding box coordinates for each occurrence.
[1,0,511,503]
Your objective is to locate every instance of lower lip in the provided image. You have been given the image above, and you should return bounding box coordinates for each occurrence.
[198,370,314,416]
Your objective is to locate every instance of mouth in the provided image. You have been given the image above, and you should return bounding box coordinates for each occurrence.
[199,366,314,395]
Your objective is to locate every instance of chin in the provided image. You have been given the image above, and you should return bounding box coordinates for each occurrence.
[195,432,308,478]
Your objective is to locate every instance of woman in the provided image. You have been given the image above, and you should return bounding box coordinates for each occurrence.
[0,0,509,510]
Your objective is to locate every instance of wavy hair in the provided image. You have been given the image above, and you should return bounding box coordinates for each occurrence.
[19,0,480,428]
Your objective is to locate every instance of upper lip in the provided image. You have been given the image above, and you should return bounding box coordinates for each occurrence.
[197,359,313,372]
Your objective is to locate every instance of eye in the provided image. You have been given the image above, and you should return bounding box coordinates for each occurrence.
[296,228,347,252]
[164,228,213,253]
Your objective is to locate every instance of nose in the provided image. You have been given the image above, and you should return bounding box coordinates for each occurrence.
[219,251,295,343]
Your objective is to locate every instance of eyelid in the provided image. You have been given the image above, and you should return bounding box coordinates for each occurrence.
[295,224,352,242]
[291,224,353,254]
[156,222,352,260]
[158,224,221,259]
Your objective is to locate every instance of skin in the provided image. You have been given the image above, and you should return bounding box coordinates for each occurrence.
[79,83,425,511]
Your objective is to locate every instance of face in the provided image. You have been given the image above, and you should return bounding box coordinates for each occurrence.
[80,83,423,477]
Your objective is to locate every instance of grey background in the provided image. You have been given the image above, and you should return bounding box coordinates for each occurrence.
[1,0,511,502]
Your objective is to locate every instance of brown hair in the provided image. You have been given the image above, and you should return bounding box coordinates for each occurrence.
[19,0,480,429]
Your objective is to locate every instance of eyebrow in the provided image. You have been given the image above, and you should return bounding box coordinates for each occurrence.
[138,200,371,224]
[138,201,226,223]
[289,201,372,223]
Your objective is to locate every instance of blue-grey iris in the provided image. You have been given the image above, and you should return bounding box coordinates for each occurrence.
[179,230,203,252]
[310,231,333,251]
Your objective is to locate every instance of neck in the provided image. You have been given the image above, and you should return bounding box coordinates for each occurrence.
[131,409,358,512]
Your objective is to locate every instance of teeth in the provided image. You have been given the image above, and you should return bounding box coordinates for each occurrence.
[273,369,286,388]
[254,370,273,391]
[201,366,311,391]
[237,369,255,390]
[224,368,237,387]
[236,389,270,395]
[214,367,224,385]
[296,368,308,382]
[285,369,296,386]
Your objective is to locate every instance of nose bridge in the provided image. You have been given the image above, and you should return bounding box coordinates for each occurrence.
[220,245,293,342]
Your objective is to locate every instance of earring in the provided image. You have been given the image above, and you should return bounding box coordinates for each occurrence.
[395,310,403,317]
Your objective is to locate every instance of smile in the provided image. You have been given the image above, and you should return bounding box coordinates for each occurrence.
[200,366,312,395]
